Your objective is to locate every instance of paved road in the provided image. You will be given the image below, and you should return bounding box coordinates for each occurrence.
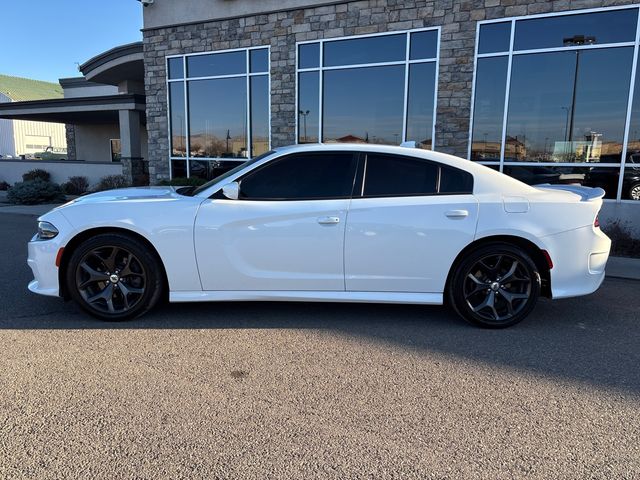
[1,213,639,479]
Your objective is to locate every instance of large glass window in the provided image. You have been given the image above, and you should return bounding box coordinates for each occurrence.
[167,47,270,179]
[297,28,439,149]
[239,153,358,200]
[471,7,640,202]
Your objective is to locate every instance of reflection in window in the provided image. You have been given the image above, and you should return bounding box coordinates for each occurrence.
[167,47,270,177]
[471,56,508,161]
[504,165,619,199]
[299,43,320,69]
[406,62,436,149]
[409,30,438,60]
[250,48,269,73]
[478,22,511,54]
[323,66,405,145]
[188,159,242,181]
[506,48,633,163]
[250,75,269,157]
[298,29,439,148]
[169,82,186,157]
[514,9,637,51]
[168,57,184,79]
[187,51,246,77]
[188,77,247,158]
[298,72,319,143]
[323,34,406,67]
[171,159,187,178]
[623,50,640,200]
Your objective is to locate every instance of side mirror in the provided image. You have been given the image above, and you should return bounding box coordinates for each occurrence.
[221,181,240,200]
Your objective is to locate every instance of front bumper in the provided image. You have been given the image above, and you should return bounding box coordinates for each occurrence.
[543,225,611,299]
[28,234,62,297]
[27,211,75,298]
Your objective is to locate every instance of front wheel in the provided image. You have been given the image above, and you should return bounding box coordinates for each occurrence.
[448,243,541,328]
[66,233,164,321]
[629,182,640,201]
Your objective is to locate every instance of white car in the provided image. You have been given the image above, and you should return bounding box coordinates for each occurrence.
[27,144,611,328]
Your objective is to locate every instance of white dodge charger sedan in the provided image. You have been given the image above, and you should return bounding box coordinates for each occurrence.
[27,144,611,328]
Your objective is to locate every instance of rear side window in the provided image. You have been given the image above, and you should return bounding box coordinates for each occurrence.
[361,153,473,197]
[363,154,438,197]
[439,165,474,194]
[239,152,358,200]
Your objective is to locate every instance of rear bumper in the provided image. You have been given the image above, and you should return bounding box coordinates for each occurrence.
[543,225,611,299]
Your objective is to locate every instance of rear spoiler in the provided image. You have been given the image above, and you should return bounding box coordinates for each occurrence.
[534,184,606,201]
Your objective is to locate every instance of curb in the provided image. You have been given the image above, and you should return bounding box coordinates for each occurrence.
[605,256,640,281]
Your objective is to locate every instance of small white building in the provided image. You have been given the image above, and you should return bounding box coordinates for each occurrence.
[0,74,67,158]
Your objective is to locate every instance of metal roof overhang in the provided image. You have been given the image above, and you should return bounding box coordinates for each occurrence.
[80,42,144,86]
[0,94,146,124]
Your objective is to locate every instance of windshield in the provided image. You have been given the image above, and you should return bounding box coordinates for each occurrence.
[190,151,275,196]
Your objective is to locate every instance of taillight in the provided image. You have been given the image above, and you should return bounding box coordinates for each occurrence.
[594,215,600,228]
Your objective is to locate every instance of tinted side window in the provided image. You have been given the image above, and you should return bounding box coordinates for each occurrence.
[439,165,474,194]
[239,153,357,200]
[363,154,438,197]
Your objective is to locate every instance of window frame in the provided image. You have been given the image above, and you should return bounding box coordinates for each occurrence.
[165,45,271,179]
[469,4,640,204]
[295,27,441,149]
[232,151,361,201]
[354,152,474,199]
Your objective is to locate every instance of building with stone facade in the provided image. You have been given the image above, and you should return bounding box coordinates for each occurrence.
[140,0,640,227]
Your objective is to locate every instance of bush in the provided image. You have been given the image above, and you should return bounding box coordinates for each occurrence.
[22,169,50,182]
[7,180,65,205]
[61,176,89,195]
[0,180,10,191]
[95,175,130,192]
[602,220,640,259]
[157,176,207,187]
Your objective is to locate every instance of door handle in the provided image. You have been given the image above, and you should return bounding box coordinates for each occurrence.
[445,209,469,219]
[317,216,340,225]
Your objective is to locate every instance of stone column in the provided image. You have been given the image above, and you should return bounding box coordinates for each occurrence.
[65,124,77,160]
[118,109,147,185]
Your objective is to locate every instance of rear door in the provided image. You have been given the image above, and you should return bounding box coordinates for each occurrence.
[344,152,478,293]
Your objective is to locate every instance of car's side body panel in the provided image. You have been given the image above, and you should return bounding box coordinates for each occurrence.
[194,197,350,291]
[169,289,443,304]
[344,194,479,293]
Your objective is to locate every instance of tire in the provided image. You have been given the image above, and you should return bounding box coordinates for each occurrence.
[629,183,640,201]
[66,233,164,321]
[448,243,541,328]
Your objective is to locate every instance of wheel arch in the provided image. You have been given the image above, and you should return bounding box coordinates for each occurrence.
[445,234,552,300]
[58,227,169,301]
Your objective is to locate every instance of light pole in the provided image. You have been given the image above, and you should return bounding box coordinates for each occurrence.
[299,110,310,143]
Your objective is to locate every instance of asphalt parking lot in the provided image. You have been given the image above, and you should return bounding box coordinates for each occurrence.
[1,212,639,479]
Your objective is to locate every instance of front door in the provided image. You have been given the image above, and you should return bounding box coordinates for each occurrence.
[194,151,358,291]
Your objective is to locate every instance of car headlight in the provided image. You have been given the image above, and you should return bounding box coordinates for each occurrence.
[37,221,59,240]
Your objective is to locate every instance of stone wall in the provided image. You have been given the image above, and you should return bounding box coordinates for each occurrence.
[143,0,637,182]
[65,124,76,161]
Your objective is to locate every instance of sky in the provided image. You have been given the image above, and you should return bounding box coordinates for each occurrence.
[0,1,143,83]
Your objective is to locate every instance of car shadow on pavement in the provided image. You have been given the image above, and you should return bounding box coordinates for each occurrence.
[3,213,640,396]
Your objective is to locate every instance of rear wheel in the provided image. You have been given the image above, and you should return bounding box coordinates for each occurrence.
[66,233,164,321]
[448,243,541,328]
[629,182,640,201]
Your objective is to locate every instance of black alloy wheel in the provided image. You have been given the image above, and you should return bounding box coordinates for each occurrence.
[66,233,163,321]
[449,243,541,328]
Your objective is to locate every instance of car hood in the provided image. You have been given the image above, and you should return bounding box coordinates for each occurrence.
[58,186,184,207]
